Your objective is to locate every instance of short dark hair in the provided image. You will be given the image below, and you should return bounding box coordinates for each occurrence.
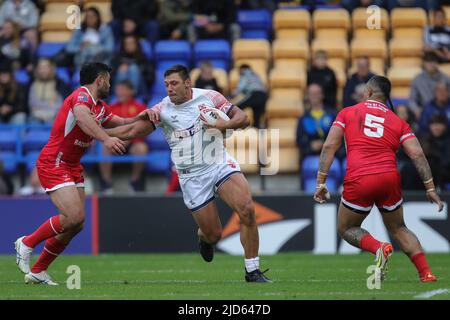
[79,62,112,86]
[434,7,446,17]
[164,64,190,80]
[424,51,439,62]
[239,64,251,70]
[367,75,391,98]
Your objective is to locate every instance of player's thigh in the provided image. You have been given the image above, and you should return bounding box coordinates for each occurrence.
[337,203,369,236]
[192,201,222,238]
[217,173,252,213]
[49,185,84,219]
[381,206,406,232]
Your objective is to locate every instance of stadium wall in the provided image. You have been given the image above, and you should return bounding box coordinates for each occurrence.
[1,194,449,255]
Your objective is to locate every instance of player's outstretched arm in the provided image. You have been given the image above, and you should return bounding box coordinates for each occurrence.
[105,119,155,141]
[402,137,444,212]
[314,126,343,203]
[102,110,153,129]
[73,105,126,155]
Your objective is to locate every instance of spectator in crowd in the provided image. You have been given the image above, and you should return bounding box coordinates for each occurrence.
[409,52,450,120]
[0,63,26,124]
[111,0,159,43]
[158,0,193,40]
[194,61,222,93]
[343,56,375,107]
[424,7,450,63]
[0,19,32,70]
[235,0,276,12]
[0,0,38,52]
[66,7,114,69]
[296,84,336,159]
[99,80,148,193]
[28,58,71,124]
[396,102,418,131]
[112,35,154,95]
[307,50,337,108]
[188,0,240,43]
[418,81,450,133]
[231,64,267,128]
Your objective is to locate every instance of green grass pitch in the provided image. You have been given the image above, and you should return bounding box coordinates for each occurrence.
[0,253,449,300]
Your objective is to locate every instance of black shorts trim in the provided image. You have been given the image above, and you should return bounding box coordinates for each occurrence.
[215,171,241,190]
[342,201,371,215]
[190,196,215,213]
[378,201,403,213]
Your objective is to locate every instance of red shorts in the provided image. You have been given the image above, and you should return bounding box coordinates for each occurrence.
[342,171,403,214]
[37,163,84,193]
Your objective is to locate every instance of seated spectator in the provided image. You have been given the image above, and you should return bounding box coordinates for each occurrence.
[424,7,450,63]
[419,81,450,133]
[0,63,26,124]
[296,84,336,159]
[112,35,154,94]
[188,0,240,43]
[342,0,385,12]
[158,0,193,40]
[66,7,114,69]
[194,61,222,93]
[395,103,418,131]
[0,19,32,70]
[307,50,337,108]
[236,0,276,12]
[343,56,375,107]
[28,58,71,124]
[231,64,267,128]
[0,0,38,52]
[409,52,450,120]
[111,0,159,43]
[99,80,148,193]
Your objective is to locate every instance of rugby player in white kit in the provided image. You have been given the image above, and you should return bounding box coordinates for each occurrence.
[107,65,271,282]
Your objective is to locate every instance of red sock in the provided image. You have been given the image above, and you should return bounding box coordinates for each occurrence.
[359,234,382,254]
[31,237,66,273]
[23,215,63,248]
[411,252,431,276]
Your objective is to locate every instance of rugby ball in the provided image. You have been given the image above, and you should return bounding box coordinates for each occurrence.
[199,107,230,126]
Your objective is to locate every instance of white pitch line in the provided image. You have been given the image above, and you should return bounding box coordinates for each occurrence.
[414,288,450,299]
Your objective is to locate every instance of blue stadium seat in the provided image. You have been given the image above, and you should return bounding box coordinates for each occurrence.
[147,150,171,174]
[56,67,71,85]
[341,158,347,176]
[72,69,80,88]
[37,42,65,58]
[25,151,40,173]
[156,60,189,72]
[304,177,338,193]
[194,59,228,70]
[302,155,341,184]
[151,70,168,96]
[193,40,230,69]
[0,128,19,151]
[238,9,272,32]
[146,128,169,151]
[140,39,153,60]
[23,129,51,151]
[0,151,18,174]
[391,98,408,107]
[241,30,270,39]
[154,40,191,61]
[147,95,165,108]
[445,183,450,191]
[14,69,30,85]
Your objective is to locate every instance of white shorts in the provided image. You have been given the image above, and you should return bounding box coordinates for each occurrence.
[179,156,241,212]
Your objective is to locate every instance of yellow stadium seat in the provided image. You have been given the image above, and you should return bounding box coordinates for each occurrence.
[392,27,423,41]
[353,28,386,40]
[263,145,300,173]
[226,147,260,173]
[352,7,389,31]
[226,128,260,173]
[351,38,387,60]
[327,58,347,74]
[273,59,307,71]
[269,67,306,89]
[389,38,423,58]
[439,63,450,77]
[232,39,271,61]
[388,66,422,87]
[273,9,311,30]
[272,39,309,60]
[391,8,427,28]
[313,8,351,30]
[276,28,309,41]
[315,28,348,40]
[312,38,349,60]
[391,86,411,99]
[40,12,70,32]
[267,118,299,148]
[271,88,303,100]
[41,31,73,42]
[391,57,422,68]
[266,97,304,119]
[190,68,229,95]
[45,2,78,13]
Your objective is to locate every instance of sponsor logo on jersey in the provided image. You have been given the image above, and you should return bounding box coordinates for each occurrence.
[74,139,91,148]
[77,92,89,103]
[173,120,203,139]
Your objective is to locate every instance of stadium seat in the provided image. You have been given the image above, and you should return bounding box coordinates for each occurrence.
[193,40,230,69]
[391,8,427,29]
[391,86,412,99]
[276,28,309,41]
[353,28,386,41]
[41,31,72,42]
[312,38,349,60]
[56,67,71,84]
[23,129,51,151]
[151,71,168,96]
[267,118,298,147]
[71,68,80,88]
[156,60,190,72]
[226,129,260,173]
[392,28,423,41]
[0,151,18,174]
[274,9,310,29]
[146,128,169,151]
[269,67,306,89]
[439,63,450,77]
[350,38,387,61]
[232,39,271,61]
[270,88,303,100]
[352,7,389,34]
[0,128,19,151]
[389,38,423,59]
[14,69,31,85]
[315,28,348,41]
[238,9,272,32]
[241,30,270,40]
[391,57,422,68]
[270,147,300,173]
[25,151,40,173]
[273,59,307,72]
[388,66,422,87]
[265,97,304,120]
[39,12,69,32]
[140,39,153,60]
[226,147,259,174]
[313,8,350,31]
[37,42,65,58]
[272,39,309,61]
[154,40,191,61]
[304,177,338,193]
[147,150,171,174]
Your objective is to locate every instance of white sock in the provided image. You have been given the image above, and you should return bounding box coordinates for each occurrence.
[245,257,260,272]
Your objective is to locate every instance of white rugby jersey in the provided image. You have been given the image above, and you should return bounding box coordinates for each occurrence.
[151,88,234,176]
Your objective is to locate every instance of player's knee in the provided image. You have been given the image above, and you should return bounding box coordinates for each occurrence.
[64,211,85,230]
[205,229,222,244]
[131,142,148,155]
[238,199,256,226]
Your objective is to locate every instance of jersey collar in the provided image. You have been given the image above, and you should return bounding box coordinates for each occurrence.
[81,86,97,105]
[366,99,388,109]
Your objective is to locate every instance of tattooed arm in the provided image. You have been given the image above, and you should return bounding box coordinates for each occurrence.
[314,126,344,203]
[402,137,444,212]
